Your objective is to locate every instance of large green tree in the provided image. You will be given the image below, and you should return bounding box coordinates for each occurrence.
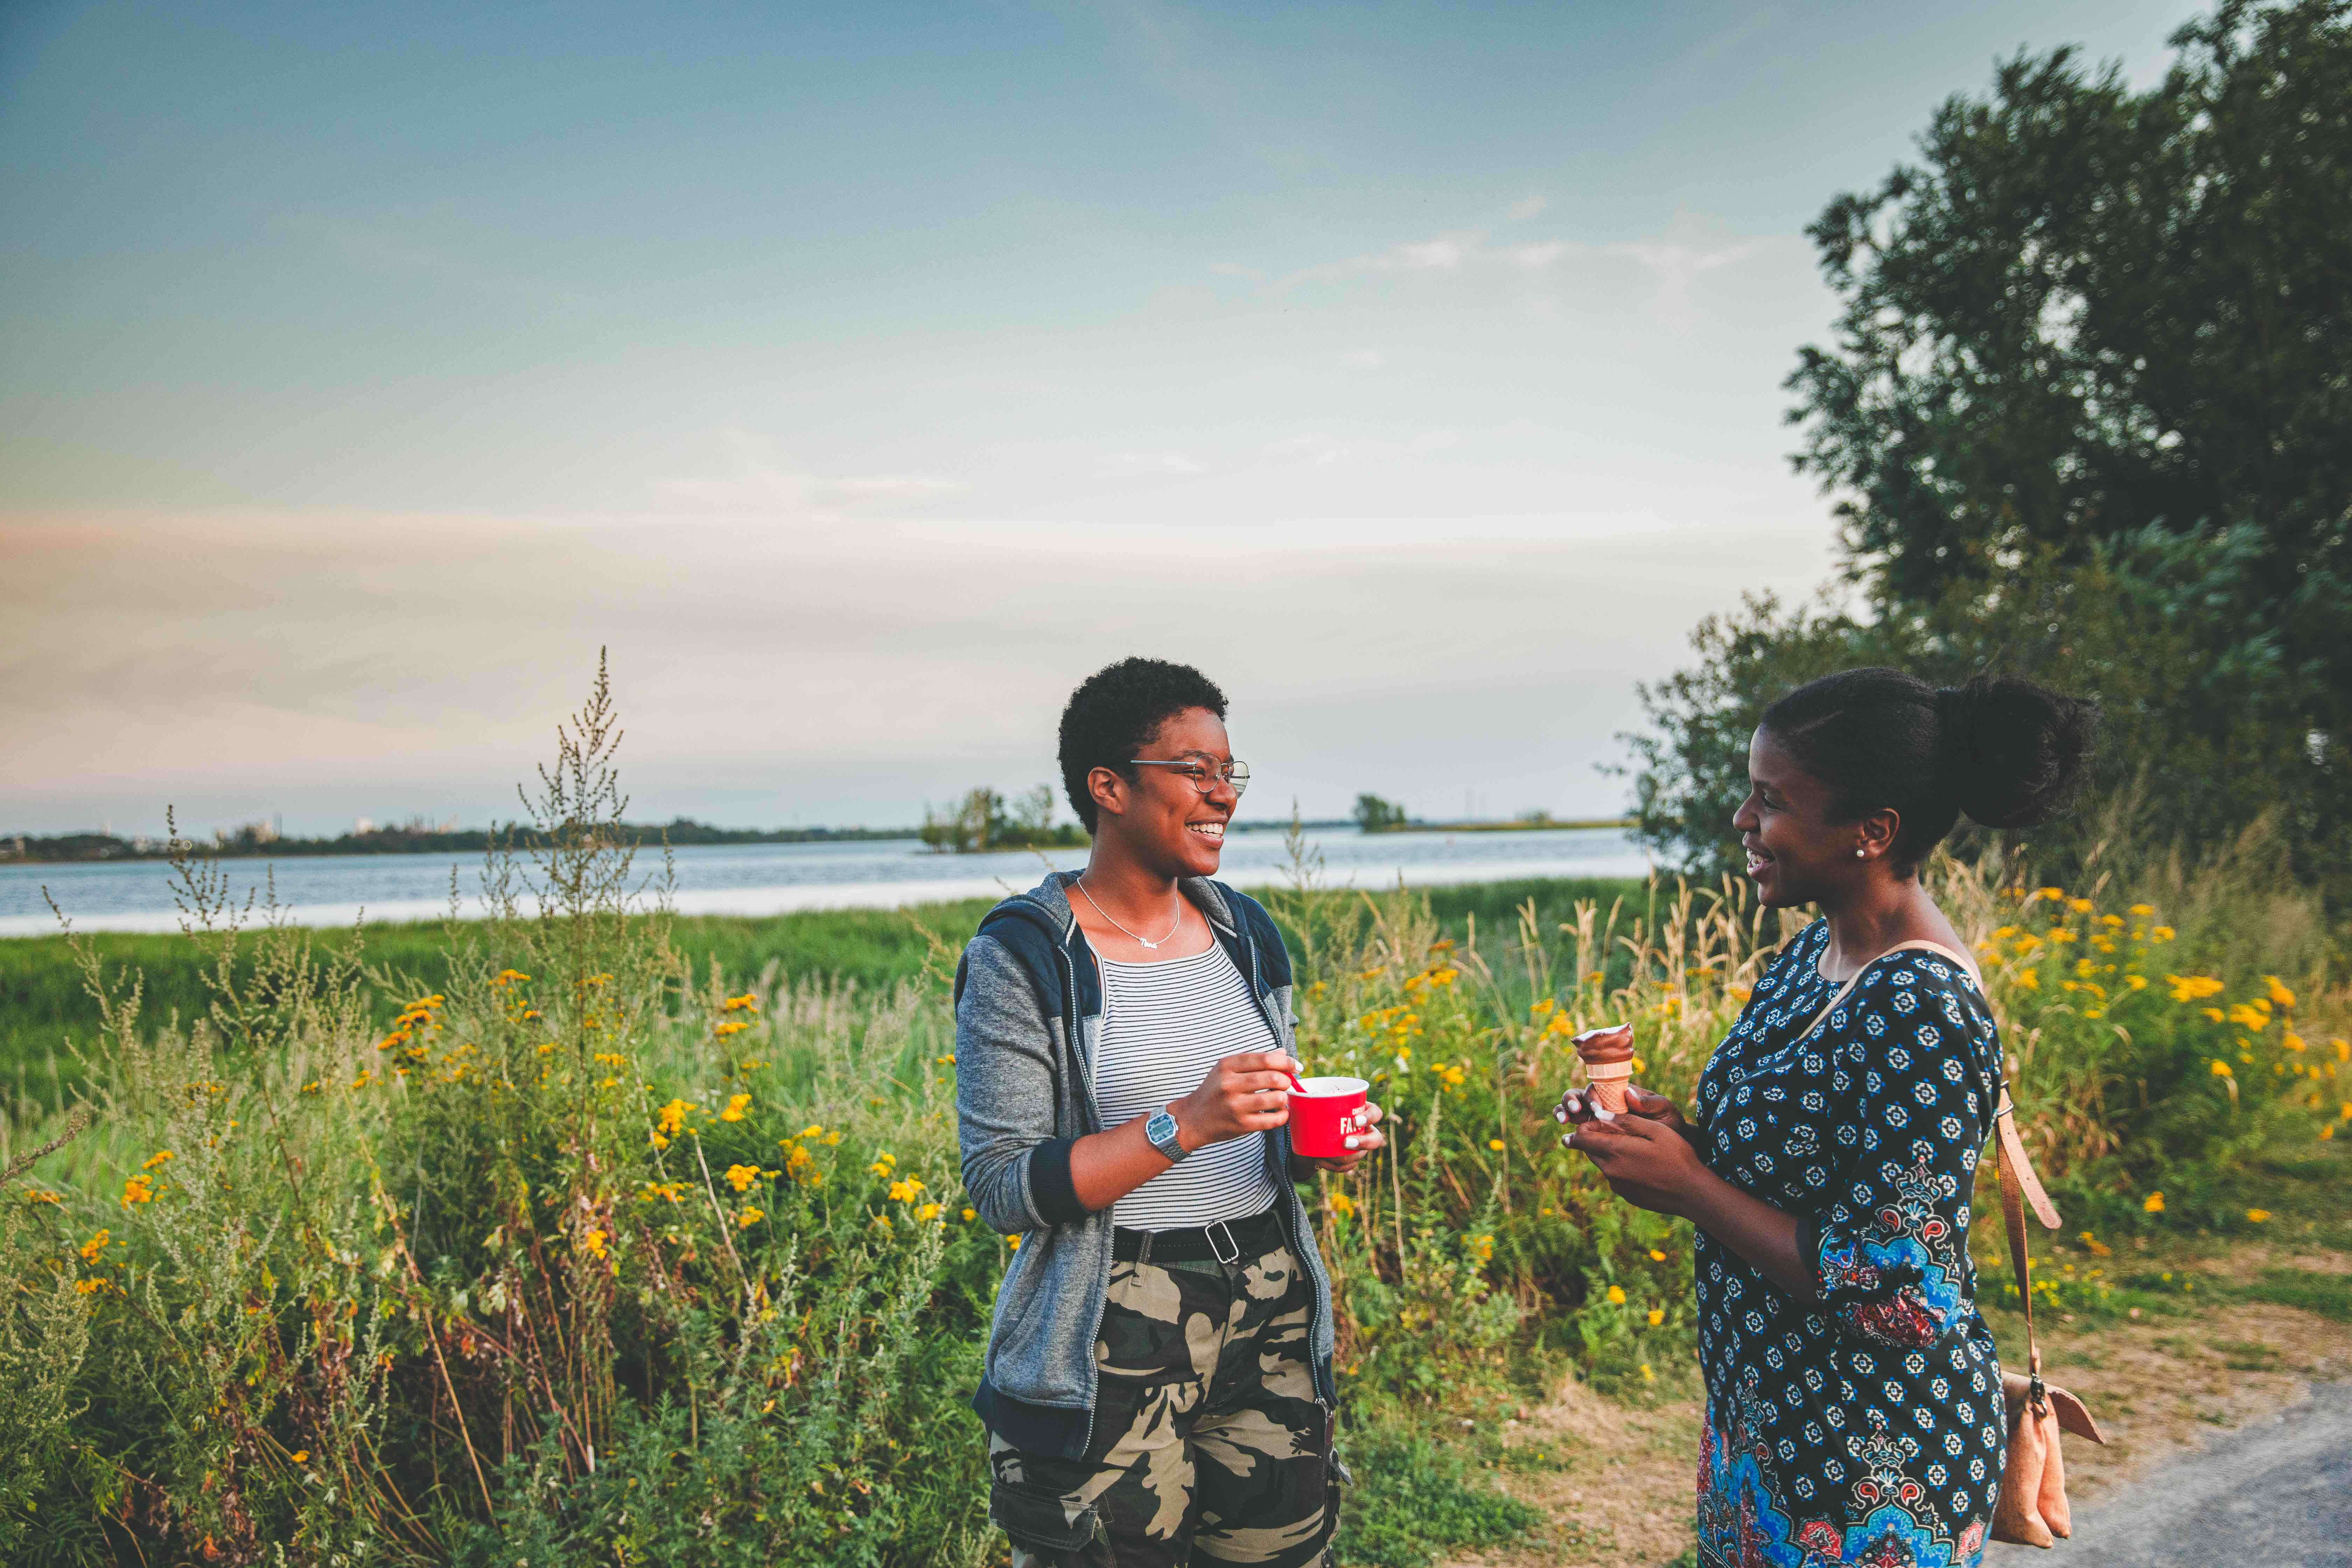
[1631,0,2350,898]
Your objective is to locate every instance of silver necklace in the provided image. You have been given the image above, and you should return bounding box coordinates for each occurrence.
[1074,879,1185,950]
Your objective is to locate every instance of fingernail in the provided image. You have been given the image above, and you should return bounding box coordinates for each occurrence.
[1559,1133,1575,1147]
[1343,1135,1362,1149]
[1593,1107,1616,1123]
[1553,1107,1567,1122]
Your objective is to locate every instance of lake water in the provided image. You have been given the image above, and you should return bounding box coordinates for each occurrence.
[0,827,1654,938]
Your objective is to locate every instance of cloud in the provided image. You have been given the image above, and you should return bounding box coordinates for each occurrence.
[326,227,587,306]
[1606,241,1765,331]
[1258,429,1458,466]
[1505,193,1550,223]
[1096,449,1206,477]
[1277,231,1582,285]
[1336,349,1385,371]
[646,428,958,514]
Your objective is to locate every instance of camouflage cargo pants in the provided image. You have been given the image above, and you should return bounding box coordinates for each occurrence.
[987,1240,1340,1567]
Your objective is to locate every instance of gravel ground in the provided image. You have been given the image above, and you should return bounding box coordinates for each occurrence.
[1984,1380,2352,1567]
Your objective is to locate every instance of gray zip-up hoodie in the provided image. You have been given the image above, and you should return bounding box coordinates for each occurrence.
[953,870,1336,1459]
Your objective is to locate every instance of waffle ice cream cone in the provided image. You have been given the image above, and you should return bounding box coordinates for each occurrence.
[1574,1024,1636,1114]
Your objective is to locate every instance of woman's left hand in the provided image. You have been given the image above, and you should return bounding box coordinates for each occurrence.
[1297,1101,1385,1176]
[1562,1111,1707,1216]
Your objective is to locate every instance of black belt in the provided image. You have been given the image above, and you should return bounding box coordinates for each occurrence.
[1113,1206,1284,1265]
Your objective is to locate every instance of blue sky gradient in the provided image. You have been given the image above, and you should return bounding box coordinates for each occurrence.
[1,0,2198,835]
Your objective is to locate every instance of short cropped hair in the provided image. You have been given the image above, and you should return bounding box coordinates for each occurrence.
[1057,659,1228,831]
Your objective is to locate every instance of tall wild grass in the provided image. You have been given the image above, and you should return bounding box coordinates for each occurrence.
[1,673,2340,1565]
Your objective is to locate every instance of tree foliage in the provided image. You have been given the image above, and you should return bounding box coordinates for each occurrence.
[1631,0,2351,903]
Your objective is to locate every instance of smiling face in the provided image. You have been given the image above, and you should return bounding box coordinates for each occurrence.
[1731,725,1868,909]
[1090,706,1237,878]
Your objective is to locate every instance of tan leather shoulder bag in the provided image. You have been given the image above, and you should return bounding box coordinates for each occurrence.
[1803,938,2107,1547]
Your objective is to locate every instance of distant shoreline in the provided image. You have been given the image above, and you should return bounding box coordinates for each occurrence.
[0,815,1637,864]
[0,820,919,866]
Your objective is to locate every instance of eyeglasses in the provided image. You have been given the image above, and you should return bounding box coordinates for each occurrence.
[1128,754,1251,798]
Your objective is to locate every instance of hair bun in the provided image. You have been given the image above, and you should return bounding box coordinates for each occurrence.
[1935,676,2096,829]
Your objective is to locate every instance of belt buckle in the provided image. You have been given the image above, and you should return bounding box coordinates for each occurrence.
[1205,1219,1241,1265]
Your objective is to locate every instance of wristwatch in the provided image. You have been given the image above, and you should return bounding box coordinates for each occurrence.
[1145,1108,1189,1164]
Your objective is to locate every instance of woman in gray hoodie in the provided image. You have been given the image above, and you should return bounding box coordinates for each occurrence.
[954,657,1383,1568]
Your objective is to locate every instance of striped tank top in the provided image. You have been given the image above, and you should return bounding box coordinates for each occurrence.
[1094,941,1283,1232]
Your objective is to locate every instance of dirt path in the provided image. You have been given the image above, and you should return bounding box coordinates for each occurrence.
[1441,1247,2352,1568]
[1983,1379,2352,1566]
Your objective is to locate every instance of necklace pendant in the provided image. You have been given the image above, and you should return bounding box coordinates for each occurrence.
[1140,939,1158,950]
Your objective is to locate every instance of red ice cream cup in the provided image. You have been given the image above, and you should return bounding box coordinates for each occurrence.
[1287,1075,1371,1158]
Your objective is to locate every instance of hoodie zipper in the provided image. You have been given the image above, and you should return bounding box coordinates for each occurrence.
[1228,904,1337,1411]
[1051,908,1115,1461]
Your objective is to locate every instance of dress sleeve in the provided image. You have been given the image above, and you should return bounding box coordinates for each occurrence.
[1799,954,1995,1349]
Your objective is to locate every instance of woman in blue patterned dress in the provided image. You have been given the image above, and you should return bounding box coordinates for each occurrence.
[1555,668,2093,1568]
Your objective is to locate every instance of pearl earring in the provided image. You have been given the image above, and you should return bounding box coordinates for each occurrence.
[1854,848,1866,859]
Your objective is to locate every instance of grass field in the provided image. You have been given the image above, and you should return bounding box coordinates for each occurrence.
[0,875,1646,1119]
[0,704,2341,1566]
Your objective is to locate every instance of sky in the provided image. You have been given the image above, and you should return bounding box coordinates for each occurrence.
[0,0,2201,837]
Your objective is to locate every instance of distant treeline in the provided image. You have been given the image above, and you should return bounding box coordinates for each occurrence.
[0,817,919,864]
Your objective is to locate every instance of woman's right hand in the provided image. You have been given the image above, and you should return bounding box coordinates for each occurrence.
[1172,1051,1300,1150]
[1554,1083,1691,1134]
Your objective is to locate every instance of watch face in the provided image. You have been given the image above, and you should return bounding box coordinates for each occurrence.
[1148,1111,1181,1155]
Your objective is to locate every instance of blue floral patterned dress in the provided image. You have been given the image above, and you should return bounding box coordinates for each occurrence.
[1690,921,2005,1568]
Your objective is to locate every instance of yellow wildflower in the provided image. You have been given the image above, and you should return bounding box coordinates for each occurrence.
[2037,887,2064,902]
[1649,1248,1667,1261]
[917,1202,942,1222]
[1008,1234,1023,1251]
[2143,1192,2165,1213]
[2067,897,2093,913]
[2126,974,2148,990]
[1487,1139,1506,1152]
[1729,985,1753,1003]
[887,1178,924,1202]
[962,1207,977,1221]
[2246,1209,2270,1223]
[2265,976,2296,1010]
[736,1207,763,1229]
[580,1228,608,1258]
[1647,1308,1665,1327]
[2211,1060,2233,1078]
[720,1092,752,1122]
[1330,1192,1356,1219]
[120,1175,154,1208]
[78,1230,111,1264]
[2128,904,2154,917]
[140,1150,174,1171]
[1606,1284,1627,1305]
[2151,926,2177,942]
[724,1163,762,1193]
[23,1190,60,1206]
